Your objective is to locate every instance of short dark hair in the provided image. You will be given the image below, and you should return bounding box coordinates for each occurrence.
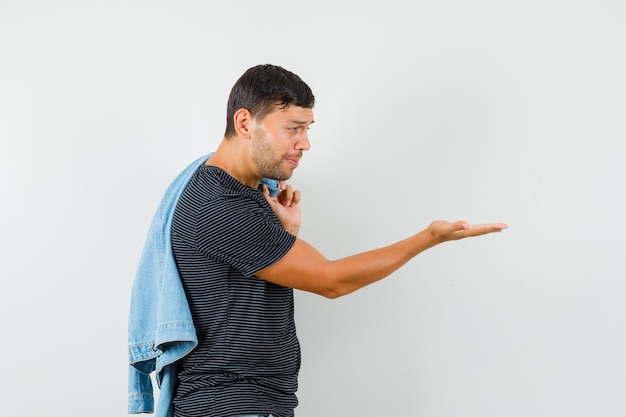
[224,64,315,137]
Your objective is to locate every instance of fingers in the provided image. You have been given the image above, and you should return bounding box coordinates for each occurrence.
[470,222,508,232]
[484,222,508,231]
[451,221,507,231]
[291,189,301,206]
[461,222,508,238]
[275,183,301,207]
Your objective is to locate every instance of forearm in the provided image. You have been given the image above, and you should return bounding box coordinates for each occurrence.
[322,220,507,297]
[322,230,437,298]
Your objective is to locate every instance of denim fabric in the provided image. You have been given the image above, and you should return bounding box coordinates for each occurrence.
[128,154,280,416]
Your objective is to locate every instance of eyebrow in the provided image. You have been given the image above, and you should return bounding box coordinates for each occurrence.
[287,120,315,125]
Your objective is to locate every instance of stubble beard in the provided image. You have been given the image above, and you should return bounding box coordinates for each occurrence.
[252,130,296,181]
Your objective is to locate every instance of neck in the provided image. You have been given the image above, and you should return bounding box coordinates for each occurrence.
[205,138,261,189]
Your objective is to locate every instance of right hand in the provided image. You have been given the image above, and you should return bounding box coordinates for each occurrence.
[262,182,302,236]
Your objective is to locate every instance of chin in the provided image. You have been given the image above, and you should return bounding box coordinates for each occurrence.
[273,169,294,182]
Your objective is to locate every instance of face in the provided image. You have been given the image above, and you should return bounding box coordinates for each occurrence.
[251,105,314,181]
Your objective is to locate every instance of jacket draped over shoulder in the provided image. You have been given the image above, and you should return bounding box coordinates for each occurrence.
[127,154,280,416]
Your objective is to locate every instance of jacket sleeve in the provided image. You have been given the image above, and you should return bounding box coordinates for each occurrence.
[128,363,155,414]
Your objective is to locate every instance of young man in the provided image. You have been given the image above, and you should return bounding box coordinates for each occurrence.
[170,64,507,417]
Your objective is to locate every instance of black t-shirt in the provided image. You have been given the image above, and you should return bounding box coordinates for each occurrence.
[171,166,298,417]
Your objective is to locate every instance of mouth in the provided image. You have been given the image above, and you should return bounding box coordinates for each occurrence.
[286,154,302,168]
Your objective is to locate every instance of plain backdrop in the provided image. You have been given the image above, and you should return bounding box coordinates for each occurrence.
[1,1,625,416]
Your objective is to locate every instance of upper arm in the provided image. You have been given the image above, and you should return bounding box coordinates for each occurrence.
[195,195,296,278]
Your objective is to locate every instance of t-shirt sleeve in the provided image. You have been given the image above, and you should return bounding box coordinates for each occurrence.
[193,194,296,277]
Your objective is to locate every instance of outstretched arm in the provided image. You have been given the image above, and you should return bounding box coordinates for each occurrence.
[256,217,507,298]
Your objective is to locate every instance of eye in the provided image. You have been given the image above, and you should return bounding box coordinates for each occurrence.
[286,125,311,133]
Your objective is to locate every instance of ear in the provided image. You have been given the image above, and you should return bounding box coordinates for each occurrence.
[233,108,254,139]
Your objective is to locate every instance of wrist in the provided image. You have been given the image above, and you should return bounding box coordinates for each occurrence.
[280,220,300,236]
[422,226,441,248]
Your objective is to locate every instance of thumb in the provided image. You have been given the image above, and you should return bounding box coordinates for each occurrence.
[452,220,471,230]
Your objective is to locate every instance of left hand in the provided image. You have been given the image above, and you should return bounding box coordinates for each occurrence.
[262,181,302,236]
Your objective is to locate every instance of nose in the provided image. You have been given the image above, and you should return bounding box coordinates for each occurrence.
[296,133,311,151]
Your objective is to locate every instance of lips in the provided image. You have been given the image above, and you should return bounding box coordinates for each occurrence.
[286,153,302,168]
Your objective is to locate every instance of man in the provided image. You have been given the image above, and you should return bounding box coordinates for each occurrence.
[170,64,507,417]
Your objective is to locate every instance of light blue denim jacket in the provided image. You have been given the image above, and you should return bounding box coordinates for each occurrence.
[128,154,280,416]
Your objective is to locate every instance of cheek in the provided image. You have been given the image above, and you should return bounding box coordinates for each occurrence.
[272,132,293,148]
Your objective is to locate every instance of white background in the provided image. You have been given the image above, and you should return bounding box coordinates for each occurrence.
[1,1,625,416]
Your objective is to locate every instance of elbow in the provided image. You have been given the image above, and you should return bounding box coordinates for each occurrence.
[320,289,343,299]
[316,282,355,300]
[314,264,359,299]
